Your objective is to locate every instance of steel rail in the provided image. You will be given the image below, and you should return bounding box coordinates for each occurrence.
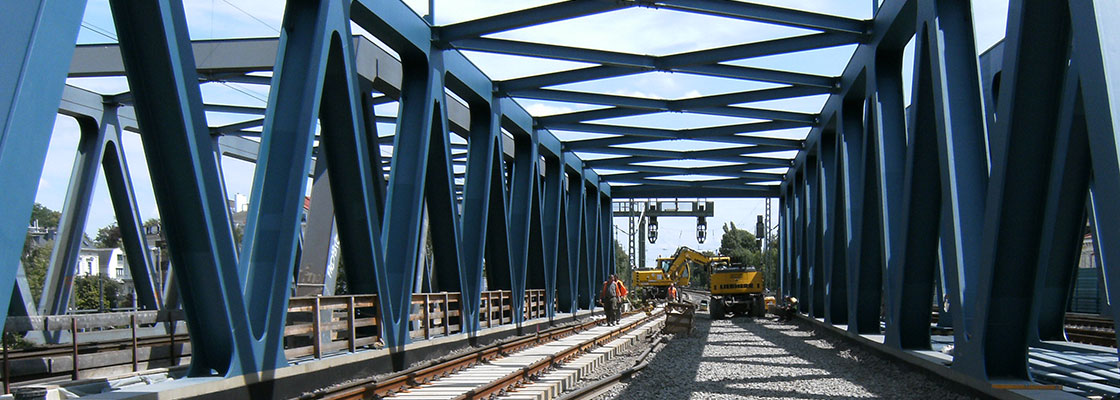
[318,309,663,399]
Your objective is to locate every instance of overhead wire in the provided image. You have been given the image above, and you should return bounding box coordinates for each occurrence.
[80,21,117,41]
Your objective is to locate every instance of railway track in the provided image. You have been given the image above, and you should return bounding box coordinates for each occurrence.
[1065,313,1116,347]
[315,308,664,400]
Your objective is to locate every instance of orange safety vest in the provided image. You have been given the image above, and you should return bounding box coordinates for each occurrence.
[668,286,677,299]
[601,280,628,299]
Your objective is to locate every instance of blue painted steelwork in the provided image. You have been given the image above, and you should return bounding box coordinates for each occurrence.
[0,0,86,336]
[10,0,1120,387]
[39,103,160,316]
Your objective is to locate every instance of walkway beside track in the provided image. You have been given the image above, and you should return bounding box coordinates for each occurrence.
[601,311,982,400]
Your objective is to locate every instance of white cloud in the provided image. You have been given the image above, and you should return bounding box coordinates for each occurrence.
[524,102,573,116]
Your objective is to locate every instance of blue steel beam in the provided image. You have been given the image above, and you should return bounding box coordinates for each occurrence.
[967,0,1072,380]
[99,108,161,311]
[512,86,830,112]
[920,0,991,376]
[585,154,790,168]
[108,0,252,376]
[809,152,824,318]
[819,124,847,325]
[847,93,884,335]
[884,26,941,351]
[610,185,779,198]
[565,167,586,311]
[1068,0,1120,351]
[560,121,806,150]
[601,167,784,181]
[578,146,788,161]
[1029,65,1090,344]
[237,0,373,373]
[796,169,809,312]
[540,152,564,319]
[436,0,625,43]
[39,115,104,317]
[582,176,601,310]
[455,33,859,72]
[0,0,85,333]
[457,91,501,336]
[508,130,541,324]
[652,0,869,35]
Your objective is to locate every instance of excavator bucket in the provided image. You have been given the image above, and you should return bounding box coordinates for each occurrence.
[663,301,697,335]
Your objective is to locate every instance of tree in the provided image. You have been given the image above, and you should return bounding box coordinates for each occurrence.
[22,239,52,304]
[613,241,631,287]
[23,204,62,305]
[719,222,761,266]
[719,222,779,291]
[72,275,123,311]
[29,203,61,228]
[94,223,122,248]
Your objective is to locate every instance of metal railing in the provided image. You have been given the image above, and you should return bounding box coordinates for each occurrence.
[1,289,555,390]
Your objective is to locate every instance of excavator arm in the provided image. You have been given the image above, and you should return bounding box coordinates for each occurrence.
[665,247,710,282]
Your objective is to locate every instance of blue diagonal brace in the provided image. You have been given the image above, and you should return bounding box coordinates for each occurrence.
[108,0,249,376]
[1070,0,1120,352]
[0,0,85,332]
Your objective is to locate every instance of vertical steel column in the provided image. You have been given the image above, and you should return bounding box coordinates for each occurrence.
[599,188,612,291]
[965,0,1072,380]
[555,164,579,313]
[565,166,585,312]
[779,194,788,297]
[795,170,808,311]
[820,126,847,325]
[842,92,877,333]
[456,91,499,336]
[540,154,563,319]
[580,175,600,310]
[871,47,908,336]
[885,25,941,350]
[807,154,823,318]
[508,130,540,325]
[921,0,991,374]
[0,0,85,330]
[1029,66,1090,344]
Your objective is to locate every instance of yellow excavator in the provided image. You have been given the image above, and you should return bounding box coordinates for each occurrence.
[708,261,765,319]
[632,247,729,299]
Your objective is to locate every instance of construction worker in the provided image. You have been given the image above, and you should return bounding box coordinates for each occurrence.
[779,296,799,322]
[667,283,679,303]
[599,274,628,325]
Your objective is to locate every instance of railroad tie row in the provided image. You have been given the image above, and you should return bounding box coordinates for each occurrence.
[497,316,665,400]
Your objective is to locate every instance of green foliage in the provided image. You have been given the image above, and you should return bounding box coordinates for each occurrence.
[94,223,122,248]
[22,239,51,304]
[29,203,61,228]
[72,275,123,311]
[613,241,631,287]
[22,204,61,305]
[718,222,779,291]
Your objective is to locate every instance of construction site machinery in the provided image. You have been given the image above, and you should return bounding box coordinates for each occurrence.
[632,247,729,300]
[708,262,765,319]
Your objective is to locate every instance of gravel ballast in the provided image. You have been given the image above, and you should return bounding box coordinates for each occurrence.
[595,312,979,400]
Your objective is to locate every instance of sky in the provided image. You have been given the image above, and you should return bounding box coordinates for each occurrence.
[35,0,1009,266]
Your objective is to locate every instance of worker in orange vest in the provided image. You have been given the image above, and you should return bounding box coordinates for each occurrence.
[599,274,628,325]
[667,283,679,302]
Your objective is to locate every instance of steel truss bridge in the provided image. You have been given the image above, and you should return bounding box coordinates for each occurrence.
[1,0,1119,388]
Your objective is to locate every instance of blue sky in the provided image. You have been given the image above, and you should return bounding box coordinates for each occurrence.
[38,0,1009,266]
